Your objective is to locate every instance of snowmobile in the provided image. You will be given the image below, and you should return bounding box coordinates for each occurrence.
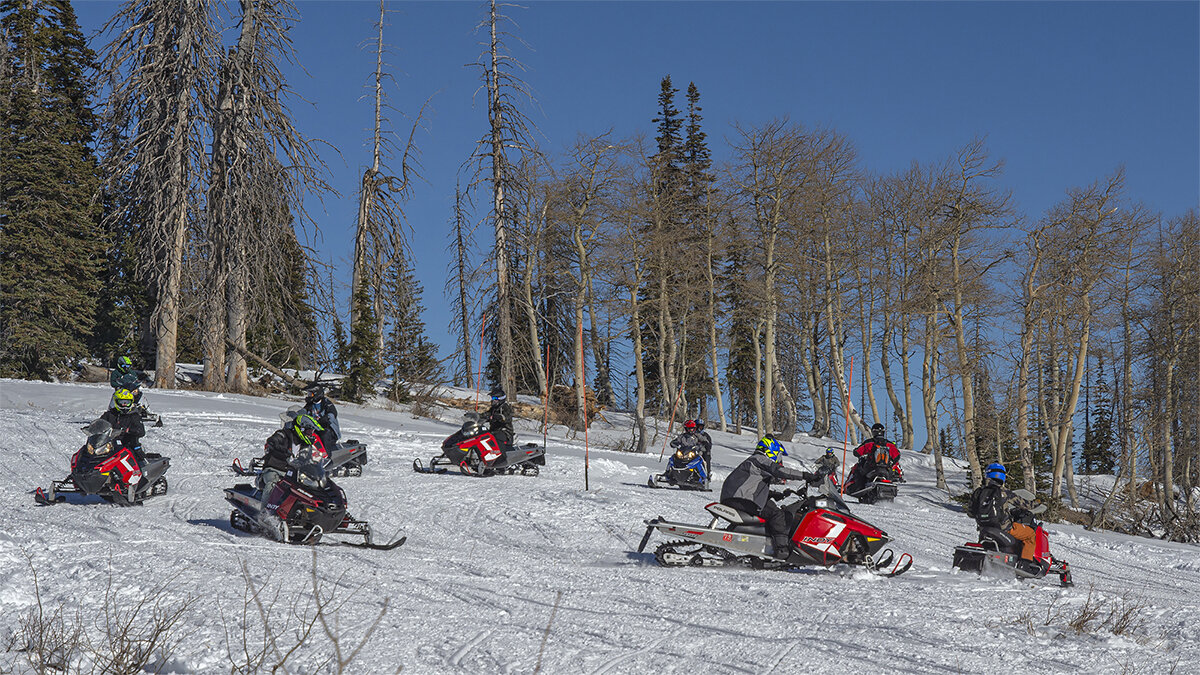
[231,407,367,478]
[34,419,170,506]
[637,475,912,576]
[224,456,404,550]
[413,412,545,477]
[648,446,710,491]
[845,465,900,504]
[232,440,367,478]
[952,490,1073,586]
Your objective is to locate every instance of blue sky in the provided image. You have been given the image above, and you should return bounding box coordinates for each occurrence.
[72,1,1198,399]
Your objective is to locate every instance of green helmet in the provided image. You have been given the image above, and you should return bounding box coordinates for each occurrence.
[117,356,133,372]
[293,413,323,445]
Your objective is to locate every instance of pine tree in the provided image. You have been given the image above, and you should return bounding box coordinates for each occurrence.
[342,284,381,403]
[0,0,105,378]
[1081,354,1117,474]
[385,254,440,401]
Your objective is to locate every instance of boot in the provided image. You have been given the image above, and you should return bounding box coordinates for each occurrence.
[1016,558,1048,577]
[770,535,791,560]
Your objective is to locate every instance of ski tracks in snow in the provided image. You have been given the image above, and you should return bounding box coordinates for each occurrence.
[588,628,686,675]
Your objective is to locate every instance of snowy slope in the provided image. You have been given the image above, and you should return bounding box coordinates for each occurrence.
[2,379,1198,674]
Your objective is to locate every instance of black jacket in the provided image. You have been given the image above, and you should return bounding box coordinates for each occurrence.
[100,408,145,451]
[261,427,304,472]
[487,400,513,434]
[720,453,812,511]
[967,483,1017,530]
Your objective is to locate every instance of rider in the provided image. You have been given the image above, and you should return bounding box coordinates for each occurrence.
[669,420,705,479]
[303,385,340,449]
[694,419,714,475]
[967,462,1045,576]
[109,356,148,408]
[486,386,514,453]
[99,388,147,466]
[258,412,324,501]
[720,435,821,559]
[845,422,903,494]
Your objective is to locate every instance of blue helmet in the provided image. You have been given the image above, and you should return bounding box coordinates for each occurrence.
[756,436,787,462]
[985,462,1006,482]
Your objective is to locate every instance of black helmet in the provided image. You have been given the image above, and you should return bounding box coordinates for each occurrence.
[305,385,326,405]
[116,355,133,372]
[871,423,886,441]
[490,386,506,403]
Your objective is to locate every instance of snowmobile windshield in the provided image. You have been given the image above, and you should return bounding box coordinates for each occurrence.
[461,412,482,436]
[84,419,115,454]
[279,406,303,426]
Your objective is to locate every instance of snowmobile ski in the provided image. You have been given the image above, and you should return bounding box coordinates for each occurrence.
[327,535,407,551]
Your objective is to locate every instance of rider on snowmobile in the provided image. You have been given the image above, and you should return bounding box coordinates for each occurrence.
[98,388,147,465]
[845,422,903,494]
[967,463,1045,576]
[486,386,514,453]
[258,412,325,502]
[109,356,148,406]
[720,435,822,559]
[669,420,706,477]
[303,385,340,449]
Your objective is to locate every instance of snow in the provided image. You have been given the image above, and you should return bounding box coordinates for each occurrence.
[2,378,1198,673]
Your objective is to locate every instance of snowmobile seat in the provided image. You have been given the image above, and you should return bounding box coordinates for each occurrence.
[978,526,1021,555]
[706,502,765,525]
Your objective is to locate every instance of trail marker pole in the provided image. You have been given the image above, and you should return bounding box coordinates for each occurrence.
[840,356,855,493]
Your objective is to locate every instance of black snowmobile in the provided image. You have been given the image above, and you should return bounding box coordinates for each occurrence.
[232,407,368,478]
[34,419,170,506]
[224,456,403,550]
[845,465,900,504]
[413,412,545,477]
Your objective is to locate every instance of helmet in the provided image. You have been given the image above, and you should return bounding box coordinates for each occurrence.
[113,388,136,413]
[755,436,787,462]
[683,420,697,431]
[293,413,324,446]
[116,356,133,372]
[297,463,329,490]
[490,386,506,403]
[871,422,886,440]
[304,385,326,405]
[985,462,1006,483]
[695,419,706,431]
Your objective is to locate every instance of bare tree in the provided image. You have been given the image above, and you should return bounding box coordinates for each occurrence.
[98,0,220,388]
[471,0,538,396]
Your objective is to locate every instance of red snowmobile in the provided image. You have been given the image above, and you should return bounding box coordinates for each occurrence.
[413,412,545,477]
[34,419,169,506]
[638,475,912,576]
[952,490,1073,586]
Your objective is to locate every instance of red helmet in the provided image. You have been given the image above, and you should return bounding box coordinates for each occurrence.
[683,420,697,431]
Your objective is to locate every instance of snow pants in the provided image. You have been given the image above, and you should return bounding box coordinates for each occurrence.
[1009,522,1038,561]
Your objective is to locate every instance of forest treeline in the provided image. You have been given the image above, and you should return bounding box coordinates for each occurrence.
[1,1,1196,539]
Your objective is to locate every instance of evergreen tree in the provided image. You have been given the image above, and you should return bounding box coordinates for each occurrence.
[1081,354,1117,474]
[0,0,104,378]
[342,284,381,403]
[386,254,440,401]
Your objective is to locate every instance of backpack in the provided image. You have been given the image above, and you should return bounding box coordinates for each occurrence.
[969,485,1006,526]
